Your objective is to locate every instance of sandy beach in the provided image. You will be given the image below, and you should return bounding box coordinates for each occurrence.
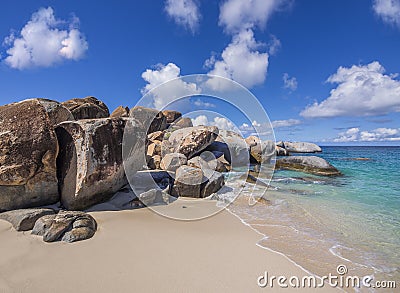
[0,199,339,292]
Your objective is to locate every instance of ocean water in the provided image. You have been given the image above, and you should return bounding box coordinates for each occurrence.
[223,146,400,288]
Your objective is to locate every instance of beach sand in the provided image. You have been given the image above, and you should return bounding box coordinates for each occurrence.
[0,199,339,292]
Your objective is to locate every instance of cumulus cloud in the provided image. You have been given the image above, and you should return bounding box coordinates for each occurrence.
[272,118,301,128]
[218,0,287,33]
[333,127,400,142]
[333,127,361,142]
[165,0,201,33]
[283,73,298,91]
[191,115,236,131]
[206,29,269,89]
[373,0,400,27]
[2,7,88,69]
[206,0,290,90]
[141,62,201,109]
[300,61,400,118]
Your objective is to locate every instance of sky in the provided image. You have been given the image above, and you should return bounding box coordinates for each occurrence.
[1,0,400,145]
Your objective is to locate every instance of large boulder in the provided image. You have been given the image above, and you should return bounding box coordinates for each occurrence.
[172,117,193,129]
[206,130,249,167]
[275,156,341,176]
[56,118,129,210]
[0,208,55,231]
[160,153,187,172]
[62,96,110,120]
[32,210,97,243]
[172,166,204,198]
[245,136,275,163]
[110,106,130,118]
[35,98,74,125]
[0,99,69,211]
[130,106,167,134]
[168,126,219,159]
[162,110,182,123]
[187,155,214,179]
[201,171,225,198]
[282,141,322,153]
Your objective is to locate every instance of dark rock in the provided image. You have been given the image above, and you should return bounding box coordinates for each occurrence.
[172,166,204,198]
[130,106,167,134]
[31,214,56,236]
[61,227,96,243]
[201,171,225,197]
[0,208,55,231]
[35,210,97,243]
[62,96,110,120]
[168,126,219,159]
[56,118,129,210]
[276,156,341,176]
[0,99,63,211]
[162,110,182,123]
[110,106,130,118]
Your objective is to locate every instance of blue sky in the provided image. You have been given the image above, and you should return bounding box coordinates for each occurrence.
[1,0,399,145]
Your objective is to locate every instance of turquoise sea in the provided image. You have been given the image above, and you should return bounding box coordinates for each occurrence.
[225,146,400,286]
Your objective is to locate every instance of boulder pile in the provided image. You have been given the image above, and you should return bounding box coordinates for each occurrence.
[0,96,341,242]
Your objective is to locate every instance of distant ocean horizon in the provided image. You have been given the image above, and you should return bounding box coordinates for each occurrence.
[224,146,400,286]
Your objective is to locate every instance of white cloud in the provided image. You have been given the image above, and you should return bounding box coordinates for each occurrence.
[373,0,400,27]
[207,0,290,90]
[193,99,216,108]
[239,120,274,136]
[165,0,201,33]
[300,61,400,118]
[206,29,269,89]
[218,0,287,33]
[192,115,236,131]
[333,127,400,142]
[333,127,360,142]
[141,62,201,109]
[283,73,297,91]
[268,34,281,55]
[272,118,301,128]
[3,7,88,69]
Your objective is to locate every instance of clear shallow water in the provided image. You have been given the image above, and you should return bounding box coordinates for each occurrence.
[223,146,400,287]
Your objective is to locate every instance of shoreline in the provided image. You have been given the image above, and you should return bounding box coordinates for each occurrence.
[0,199,339,292]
